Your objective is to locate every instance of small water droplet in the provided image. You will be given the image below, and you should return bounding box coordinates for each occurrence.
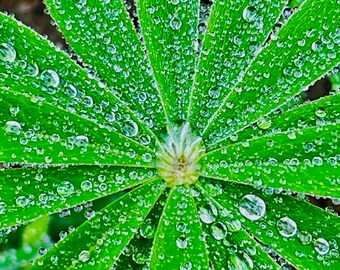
[170,15,182,30]
[78,250,90,262]
[74,135,89,148]
[276,217,297,238]
[0,202,7,215]
[239,194,266,221]
[176,237,188,249]
[314,238,329,255]
[41,70,60,88]
[80,180,93,191]
[0,43,16,63]
[57,181,75,197]
[16,196,29,208]
[5,121,22,135]
[242,6,258,23]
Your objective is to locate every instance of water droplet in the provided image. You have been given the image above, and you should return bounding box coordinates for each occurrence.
[0,202,7,215]
[297,231,312,245]
[199,204,218,224]
[16,196,29,207]
[211,222,228,240]
[276,217,297,238]
[242,6,258,23]
[227,220,242,232]
[139,218,155,239]
[78,250,90,262]
[315,108,326,118]
[27,63,39,76]
[170,15,182,30]
[5,121,22,135]
[257,118,272,130]
[121,119,139,137]
[57,181,75,197]
[74,135,89,148]
[176,237,188,249]
[80,180,93,191]
[0,43,16,63]
[41,70,60,88]
[239,194,266,221]
[314,238,329,255]
[228,253,253,270]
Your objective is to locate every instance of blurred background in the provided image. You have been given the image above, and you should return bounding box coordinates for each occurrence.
[0,0,339,269]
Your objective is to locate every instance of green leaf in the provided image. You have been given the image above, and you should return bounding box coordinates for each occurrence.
[0,165,157,228]
[194,183,279,270]
[188,0,286,127]
[199,0,340,147]
[0,89,155,166]
[138,0,200,124]
[0,12,158,148]
[200,178,340,269]
[44,0,167,134]
[32,179,166,269]
[22,215,49,246]
[113,191,169,269]
[212,93,340,150]
[201,123,340,198]
[150,185,209,269]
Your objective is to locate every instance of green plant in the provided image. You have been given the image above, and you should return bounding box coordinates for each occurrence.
[0,0,339,269]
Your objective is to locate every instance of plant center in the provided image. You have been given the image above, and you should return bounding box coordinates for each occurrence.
[156,123,205,187]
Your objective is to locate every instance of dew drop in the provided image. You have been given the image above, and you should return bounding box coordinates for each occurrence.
[80,180,93,191]
[0,43,16,63]
[170,15,182,30]
[0,202,7,215]
[78,250,90,262]
[242,6,258,23]
[5,121,22,135]
[176,237,188,249]
[74,135,89,148]
[211,222,228,240]
[276,217,297,238]
[41,70,60,88]
[314,238,329,255]
[121,119,139,137]
[57,181,75,197]
[27,63,39,76]
[16,196,29,208]
[199,204,218,224]
[239,194,266,221]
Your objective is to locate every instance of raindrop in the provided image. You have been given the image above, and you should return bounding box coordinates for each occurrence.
[0,202,7,215]
[314,238,329,255]
[170,15,182,30]
[276,217,297,238]
[239,194,266,221]
[74,135,89,148]
[5,121,22,135]
[16,196,29,208]
[41,70,60,88]
[242,6,258,23]
[199,204,218,224]
[78,250,90,262]
[121,119,139,137]
[0,43,16,63]
[211,222,228,240]
[57,181,75,197]
[176,237,188,249]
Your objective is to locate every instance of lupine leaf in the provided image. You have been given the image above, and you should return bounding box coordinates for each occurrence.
[201,123,340,198]
[200,178,340,269]
[200,0,340,148]
[0,165,156,228]
[188,0,287,128]
[0,12,158,148]
[211,93,340,150]
[150,185,209,270]
[32,179,166,269]
[44,0,167,134]
[138,0,200,124]
[0,89,155,166]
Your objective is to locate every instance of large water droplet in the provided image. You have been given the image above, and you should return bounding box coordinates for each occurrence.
[5,121,22,135]
[57,181,75,197]
[314,238,329,255]
[199,204,218,224]
[0,43,16,63]
[41,70,60,88]
[239,194,266,221]
[276,217,297,238]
